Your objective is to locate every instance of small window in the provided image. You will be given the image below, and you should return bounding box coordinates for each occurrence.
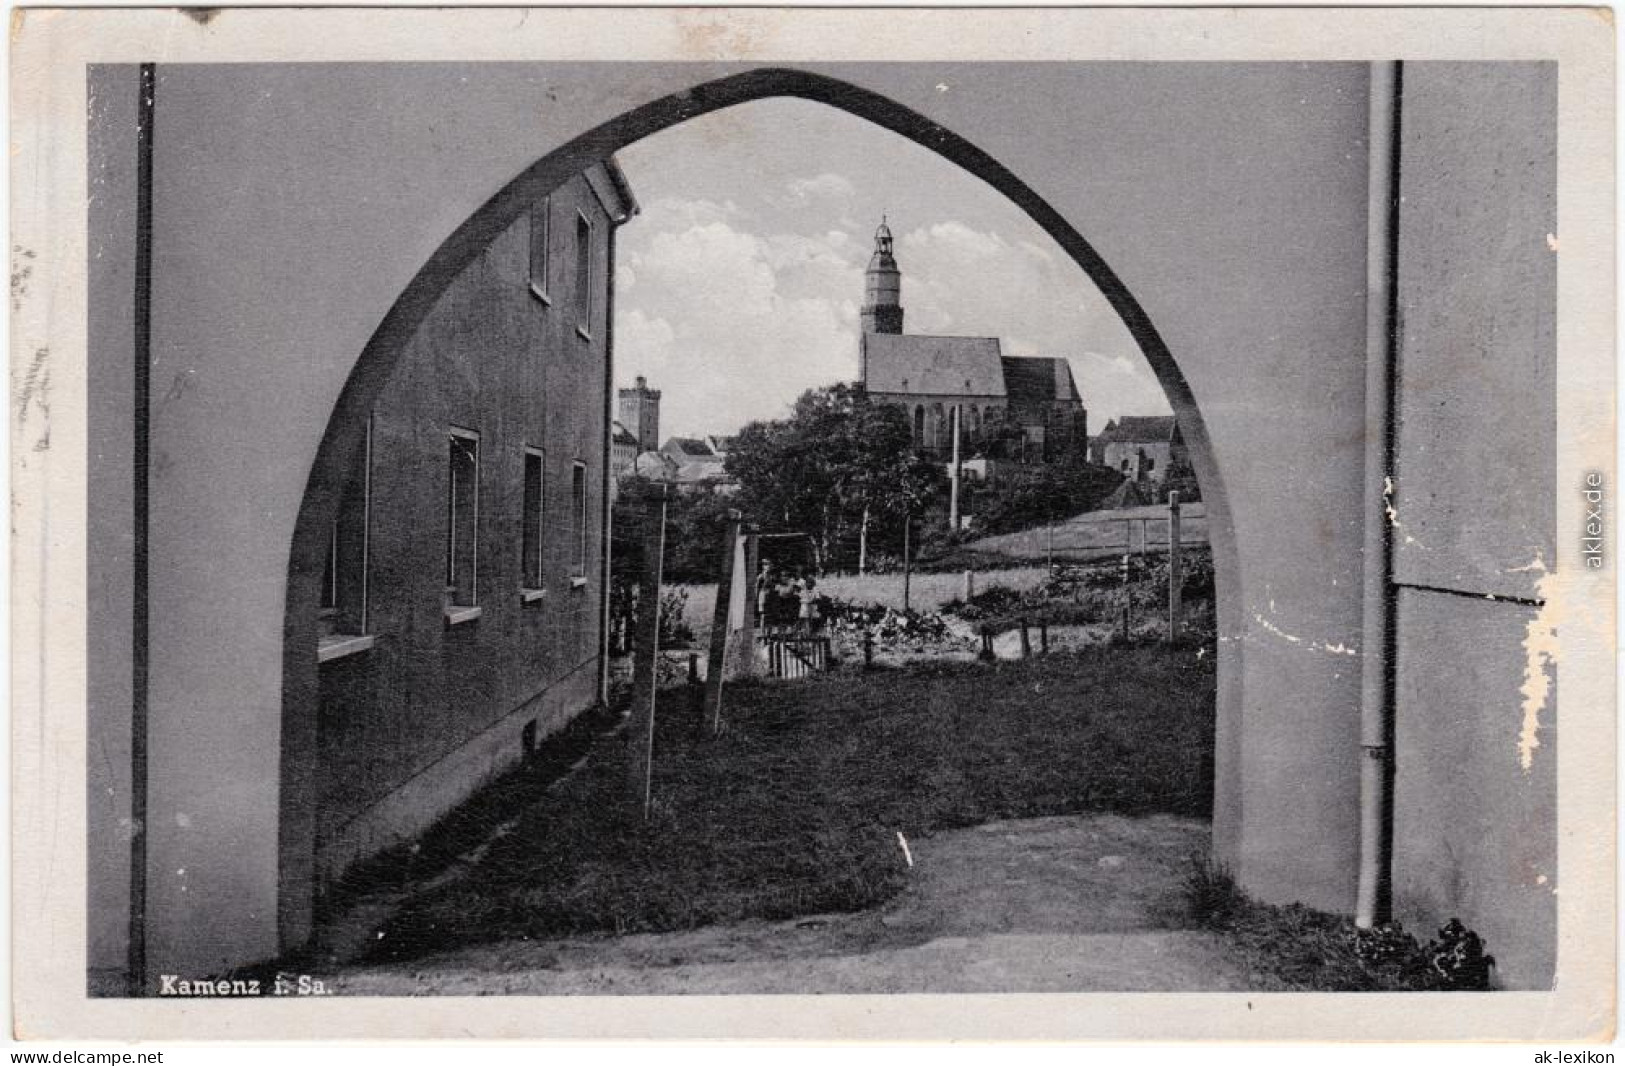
[446,429,480,611]
[574,212,593,337]
[522,448,545,593]
[318,416,374,661]
[529,197,551,302]
[571,460,589,583]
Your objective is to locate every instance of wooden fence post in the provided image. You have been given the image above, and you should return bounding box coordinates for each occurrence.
[736,528,760,678]
[902,512,912,613]
[626,482,668,815]
[1167,491,1183,643]
[703,511,743,736]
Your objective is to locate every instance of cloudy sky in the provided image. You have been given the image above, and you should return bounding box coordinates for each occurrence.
[613,98,1170,441]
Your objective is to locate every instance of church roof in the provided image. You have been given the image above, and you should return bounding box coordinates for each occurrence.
[862,333,1007,397]
[1001,356,1082,407]
[662,436,720,458]
[611,420,639,447]
[1096,415,1179,444]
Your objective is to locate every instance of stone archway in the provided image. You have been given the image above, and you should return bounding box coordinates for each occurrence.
[279,65,1239,949]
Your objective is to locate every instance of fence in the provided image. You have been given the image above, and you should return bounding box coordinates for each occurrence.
[761,635,831,680]
[966,502,1209,565]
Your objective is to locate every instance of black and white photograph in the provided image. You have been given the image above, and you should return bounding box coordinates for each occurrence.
[9,5,1616,1044]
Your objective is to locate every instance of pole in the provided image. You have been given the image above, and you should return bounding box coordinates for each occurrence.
[1356,61,1403,930]
[949,404,962,532]
[859,505,869,575]
[1167,491,1183,643]
[902,510,912,613]
[738,529,760,678]
[703,511,742,736]
[1046,520,1055,574]
[626,482,667,815]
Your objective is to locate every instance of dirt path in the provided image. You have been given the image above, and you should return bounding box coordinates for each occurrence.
[322,813,1252,994]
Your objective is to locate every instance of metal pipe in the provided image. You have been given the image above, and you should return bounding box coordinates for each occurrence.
[1356,60,1403,929]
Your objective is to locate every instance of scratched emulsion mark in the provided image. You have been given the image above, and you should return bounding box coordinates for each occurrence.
[1512,552,1558,772]
[16,346,50,453]
[11,243,35,312]
[1250,611,1359,657]
[1383,474,1428,550]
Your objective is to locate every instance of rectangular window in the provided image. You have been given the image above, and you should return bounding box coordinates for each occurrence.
[529,197,551,302]
[522,447,545,594]
[446,429,480,612]
[574,211,593,336]
[318,416,374,661]
[571,459,588,583]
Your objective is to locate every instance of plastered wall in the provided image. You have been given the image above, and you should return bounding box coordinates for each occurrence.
[1389,62,1557,988]
[83,60,1551,987]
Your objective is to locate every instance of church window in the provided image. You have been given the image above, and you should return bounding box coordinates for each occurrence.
[445,428,481,617]
[529,197,552,303]
[574,211,594,338]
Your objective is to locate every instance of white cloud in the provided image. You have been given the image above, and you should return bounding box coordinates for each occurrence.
[615,179,1173,437]
[614,202,860,437]
[784,172,857,203]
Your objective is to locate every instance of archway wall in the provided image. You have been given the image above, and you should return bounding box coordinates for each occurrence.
[94,61,1377,981]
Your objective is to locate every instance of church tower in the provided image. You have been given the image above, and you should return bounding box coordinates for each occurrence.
[860,217,904,335]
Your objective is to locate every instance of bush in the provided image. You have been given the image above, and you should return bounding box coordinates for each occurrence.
[1183,859,1496,991]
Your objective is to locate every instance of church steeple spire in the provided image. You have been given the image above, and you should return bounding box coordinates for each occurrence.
[861,216,904,335]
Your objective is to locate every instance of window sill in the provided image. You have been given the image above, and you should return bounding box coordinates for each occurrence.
[575,325,592,342]
[570,576,589,590]
[529,282,552,306]
[317,633,375,663]
[444,605,483,627]
[521,588,547,605]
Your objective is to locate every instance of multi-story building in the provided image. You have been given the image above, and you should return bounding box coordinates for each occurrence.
[298,159,638,925]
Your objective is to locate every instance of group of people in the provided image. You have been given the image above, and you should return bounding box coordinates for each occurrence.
[755,561,824,634]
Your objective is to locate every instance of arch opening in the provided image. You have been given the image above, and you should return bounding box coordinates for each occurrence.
[280,66,1241,952]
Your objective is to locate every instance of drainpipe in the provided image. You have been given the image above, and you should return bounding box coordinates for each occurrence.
[1356,61,1402,930]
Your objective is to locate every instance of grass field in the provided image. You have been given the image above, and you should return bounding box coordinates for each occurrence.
[373,646,1216,959]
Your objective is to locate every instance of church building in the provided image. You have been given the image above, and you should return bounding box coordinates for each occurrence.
[856,219,1087,462]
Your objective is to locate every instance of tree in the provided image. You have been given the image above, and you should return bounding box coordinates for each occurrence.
[725,383,946,572]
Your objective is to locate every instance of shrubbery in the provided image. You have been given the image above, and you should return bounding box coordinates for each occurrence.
[1184,860,1496,991]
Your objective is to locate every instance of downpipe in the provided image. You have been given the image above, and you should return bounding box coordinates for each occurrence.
[1356,61,1402,930]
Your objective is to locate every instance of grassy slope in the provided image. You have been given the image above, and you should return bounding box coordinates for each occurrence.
[375,646,1215,959]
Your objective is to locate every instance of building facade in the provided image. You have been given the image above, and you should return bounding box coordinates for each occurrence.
[1091,415,1187,484]
[856,220,1087,461]
[304,161,638,912]
[610,420,641,496]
